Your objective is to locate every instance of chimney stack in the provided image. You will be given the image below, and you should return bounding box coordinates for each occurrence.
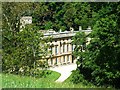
[87,26,91,30]
[70,27,74,32]
[79,26,82,31]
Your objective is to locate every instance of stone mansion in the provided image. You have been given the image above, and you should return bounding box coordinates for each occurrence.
[20,16,92,66]
[43,28,92,66]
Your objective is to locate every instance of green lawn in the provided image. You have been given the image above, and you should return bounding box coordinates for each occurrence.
[1,70,60,88]
[1,71,100,88]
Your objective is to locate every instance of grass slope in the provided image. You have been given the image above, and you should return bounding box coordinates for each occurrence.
[2,71,60,88]
[1,70,103,88]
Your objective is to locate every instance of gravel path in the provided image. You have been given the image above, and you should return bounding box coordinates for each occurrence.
[49,63,77,82]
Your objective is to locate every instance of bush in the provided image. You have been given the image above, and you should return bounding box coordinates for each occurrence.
[71,70,88,85]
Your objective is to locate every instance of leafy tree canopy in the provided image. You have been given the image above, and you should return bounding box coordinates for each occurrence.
[2,2,51,75]
[72,2,120,88]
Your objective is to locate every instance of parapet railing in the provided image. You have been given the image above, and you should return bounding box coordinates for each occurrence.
[44,30,92,38]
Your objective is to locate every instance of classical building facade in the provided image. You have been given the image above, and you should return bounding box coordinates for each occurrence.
[43,28,92,66]
[20,16,92,66]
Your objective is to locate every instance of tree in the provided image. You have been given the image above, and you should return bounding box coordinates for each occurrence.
[72,2,120,88]
[3,24,50,73]
[32,2,92,31]
[72,32,86,69]
[2,3,51,75]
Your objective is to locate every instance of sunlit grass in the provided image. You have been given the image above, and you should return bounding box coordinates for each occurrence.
[1,70,102,88]
[0,74,2,88]
[2,70,60,88]
[56,73,97,88]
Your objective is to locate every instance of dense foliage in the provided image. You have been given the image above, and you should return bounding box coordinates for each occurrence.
[2,2,92,31]
[72,2,120,88]
[2,3,51,75]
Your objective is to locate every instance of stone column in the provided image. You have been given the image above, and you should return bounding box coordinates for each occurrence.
[56,45,59,65]
[52,41,55,65]
[68,38,72,52]
[58,40,60,54]
[70,44,72,52]
[69,55,72,63]
[68,44,69,52]
[53,58,56,65]
[65,55,67,63]
[67,55,69,63]
[64,44,66,53]
[57,57,59,65]
[61,56,63,64]
[52,45,55,55]
[48,58,51,66]
[65,39,68,52]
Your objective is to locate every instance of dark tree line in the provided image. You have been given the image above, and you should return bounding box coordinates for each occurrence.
[31,2,93,31]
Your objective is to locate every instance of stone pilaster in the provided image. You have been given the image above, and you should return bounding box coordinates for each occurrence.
[52,45,55,55]
[48,58,51,65]
[69,55,72,63]
[58,40,61,54]
[70,44,72,52]
[61,56,63,64]
[65,55,67,63]
[53,58,56,65]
